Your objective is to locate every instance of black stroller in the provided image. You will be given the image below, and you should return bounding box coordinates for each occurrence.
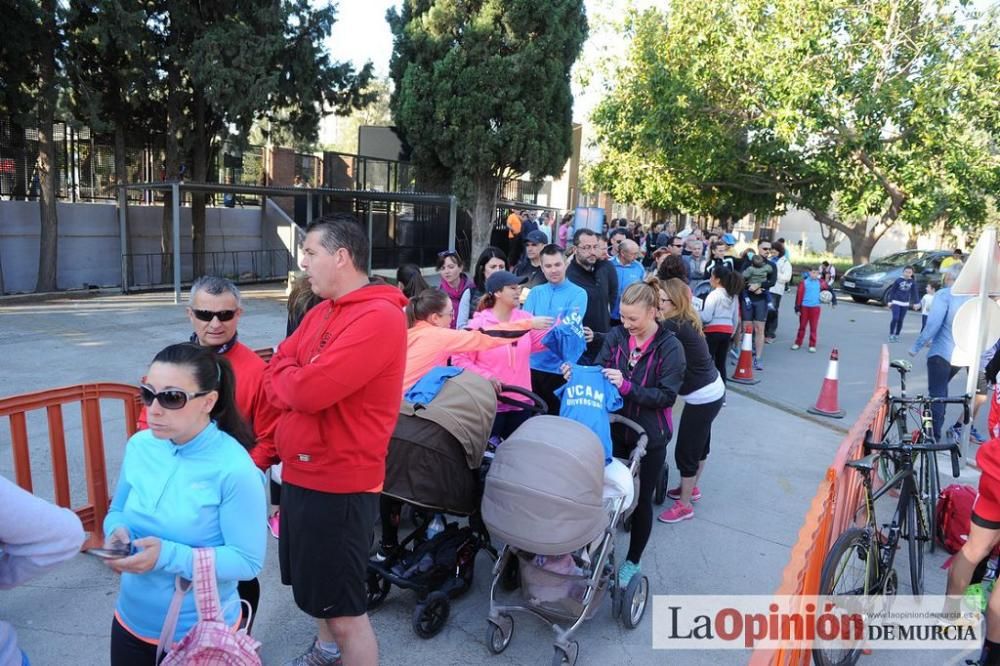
[367,371,545,638]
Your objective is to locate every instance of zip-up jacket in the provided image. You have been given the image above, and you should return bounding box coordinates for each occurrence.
[567,259,618,360]
[452,308,547,411]
[700,287,740,335]
[594,324,686,450]
[262,284,408,494]
[770,256,793,295]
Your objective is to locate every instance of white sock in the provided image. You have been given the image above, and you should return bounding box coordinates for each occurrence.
[317,639,341,657]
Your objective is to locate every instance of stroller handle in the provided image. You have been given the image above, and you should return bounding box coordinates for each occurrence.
[609,414,648,463]
[496,385,548,414]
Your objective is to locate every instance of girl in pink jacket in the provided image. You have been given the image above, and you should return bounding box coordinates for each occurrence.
[453,271,551,439]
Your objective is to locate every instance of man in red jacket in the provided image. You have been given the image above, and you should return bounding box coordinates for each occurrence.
[263,214,407,666]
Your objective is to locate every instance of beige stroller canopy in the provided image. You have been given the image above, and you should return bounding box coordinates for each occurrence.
[482,416,607,556]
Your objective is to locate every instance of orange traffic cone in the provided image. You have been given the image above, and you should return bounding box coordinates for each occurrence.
[808,348,845,418]
[731,323,760,385]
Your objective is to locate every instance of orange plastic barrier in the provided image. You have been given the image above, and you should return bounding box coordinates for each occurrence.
[749,346,890,666]
[0,383,141,549]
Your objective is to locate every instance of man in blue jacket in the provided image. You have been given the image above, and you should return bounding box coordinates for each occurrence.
[524,244,589,415]
[909,270,972,441]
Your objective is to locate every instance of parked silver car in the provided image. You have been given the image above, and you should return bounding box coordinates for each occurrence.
[840,250,953,305]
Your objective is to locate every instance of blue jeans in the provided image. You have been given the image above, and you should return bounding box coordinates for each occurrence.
[927,355,961,440]
[889,304,909,336]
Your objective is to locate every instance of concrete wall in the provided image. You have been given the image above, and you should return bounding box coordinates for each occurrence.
[0,200,296,294]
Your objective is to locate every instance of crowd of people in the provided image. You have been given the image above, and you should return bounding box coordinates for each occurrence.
[3,208,998,666]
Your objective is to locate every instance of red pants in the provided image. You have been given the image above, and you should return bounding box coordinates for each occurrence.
[795,306,821,347]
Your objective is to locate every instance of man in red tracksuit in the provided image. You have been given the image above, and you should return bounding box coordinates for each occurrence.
[262,215,408,666]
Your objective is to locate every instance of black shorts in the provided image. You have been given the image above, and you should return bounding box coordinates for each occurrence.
[279,482,378,618]
[743,297,768,322]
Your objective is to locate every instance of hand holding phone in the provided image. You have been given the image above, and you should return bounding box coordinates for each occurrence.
[85,547,132,560]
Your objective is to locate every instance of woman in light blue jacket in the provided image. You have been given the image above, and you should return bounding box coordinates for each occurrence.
[103,343,266,665]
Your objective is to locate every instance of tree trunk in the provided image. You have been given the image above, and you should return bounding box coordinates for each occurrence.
[35,0,59,293]
[842,225,878,265]
[470,175,498,266]
[191,92,209,278]
[905,224,920,250]
[160,67,181,285]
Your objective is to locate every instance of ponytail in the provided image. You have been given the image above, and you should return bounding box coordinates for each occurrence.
[151,343,256,451]
[477,292,498,312]
[712,265,744,298]
[405,288,450,328]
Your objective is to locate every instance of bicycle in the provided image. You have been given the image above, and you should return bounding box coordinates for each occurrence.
[812,392,969,666]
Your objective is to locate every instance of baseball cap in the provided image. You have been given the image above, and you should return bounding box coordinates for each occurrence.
[524,230,548,245]
[722,233,737,246]
[486,270,527,294]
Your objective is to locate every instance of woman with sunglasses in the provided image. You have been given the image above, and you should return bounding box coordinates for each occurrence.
[653,277,725,525]
[468,246,509,319]
[573,280,685,590]
[436,250,472,329]
[103,343,266,665]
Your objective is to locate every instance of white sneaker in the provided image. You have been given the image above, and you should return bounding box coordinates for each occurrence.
[808,347,817,353]
[791,344,800,350]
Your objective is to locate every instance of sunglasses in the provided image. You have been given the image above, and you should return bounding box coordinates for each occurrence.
[437,250,459,259]
[139,383,211,410]
[192,309,237,322]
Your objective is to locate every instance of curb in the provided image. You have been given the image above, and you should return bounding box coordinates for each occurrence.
[726,382,851,435]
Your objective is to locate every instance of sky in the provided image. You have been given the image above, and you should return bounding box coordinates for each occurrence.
[321,0,655,127]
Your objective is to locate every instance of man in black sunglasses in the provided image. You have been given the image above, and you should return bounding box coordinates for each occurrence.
[134,275,278,632]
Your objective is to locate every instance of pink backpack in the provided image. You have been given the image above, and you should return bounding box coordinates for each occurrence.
[156,548,262,665]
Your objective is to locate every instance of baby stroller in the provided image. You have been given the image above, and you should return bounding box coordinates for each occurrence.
[481,414,650,665]
[367,371,544,638]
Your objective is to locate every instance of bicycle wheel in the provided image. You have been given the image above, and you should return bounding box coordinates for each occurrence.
[918,451,940,553]
[813,528,878,666]
[906,491,925,595]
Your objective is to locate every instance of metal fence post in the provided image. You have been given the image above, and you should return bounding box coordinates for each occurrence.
[172,183,181,304]
[448,196,457,252]
[118,185,128,294]
[367,204,374,275]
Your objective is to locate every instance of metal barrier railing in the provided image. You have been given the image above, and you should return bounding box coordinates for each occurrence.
[123,249,295,290]
[749,345,890,665]
[0,383,141,549]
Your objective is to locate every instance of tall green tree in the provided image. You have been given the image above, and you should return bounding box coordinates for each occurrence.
[0,0,62,291]
[593,2,1000,263]
[388,0,588,262]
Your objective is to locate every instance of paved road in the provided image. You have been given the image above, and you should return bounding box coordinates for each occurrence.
[0,285,985,665]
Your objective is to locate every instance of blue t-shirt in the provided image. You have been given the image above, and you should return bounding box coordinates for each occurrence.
[541,317,587,368]
[611,257,647,319]
[554,365,623,463]
[524,280,588,373]
[404,366,463,404]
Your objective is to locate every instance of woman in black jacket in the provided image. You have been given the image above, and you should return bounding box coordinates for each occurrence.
[653,277,725,524]
[592,280,686,588]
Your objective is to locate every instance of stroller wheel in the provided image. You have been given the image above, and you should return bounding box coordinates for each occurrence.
[499,555,520,591]
[366,571,391,611]
[412,590,450,639]
[551,640,579,666]
[622,574,649,629]
[486,614,513,654]
[654,466,668,505]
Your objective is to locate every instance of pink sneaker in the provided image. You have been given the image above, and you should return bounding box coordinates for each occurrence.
[657,502,694,524]
[268,511,280,539]
[666,486,701,502]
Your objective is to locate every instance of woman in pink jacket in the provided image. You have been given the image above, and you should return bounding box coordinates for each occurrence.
[453,271,551,439]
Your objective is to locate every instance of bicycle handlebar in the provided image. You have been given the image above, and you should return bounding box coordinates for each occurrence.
[866,437,962,478]
[888,395,971,424]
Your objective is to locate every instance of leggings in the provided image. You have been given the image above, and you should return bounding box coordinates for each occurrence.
[110,616,161,666]
[704,332,732,385]
[674,397,724,477]
[380,496,402,548]
[889,304,909,336]
[621,444,666,565]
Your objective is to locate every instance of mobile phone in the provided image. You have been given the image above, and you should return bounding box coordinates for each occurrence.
[85,547,132,560]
